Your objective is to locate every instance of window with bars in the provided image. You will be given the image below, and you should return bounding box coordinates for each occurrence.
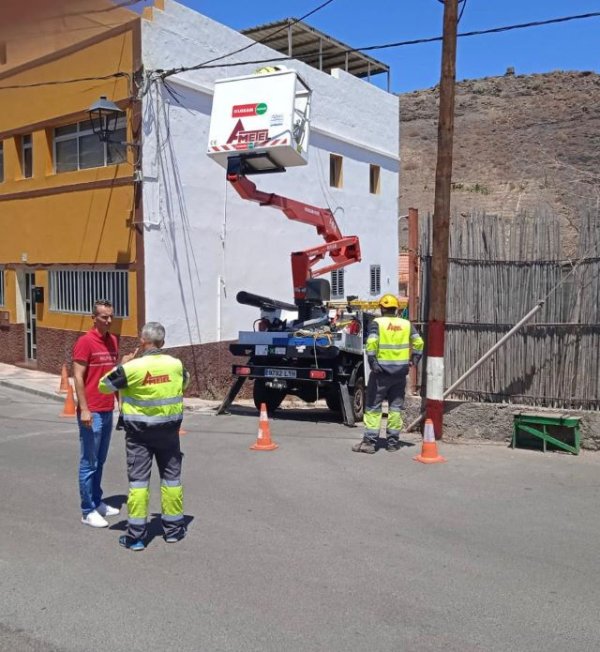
[370,265,381,295]
[54,118,127,173]
[49,270,129,317]
[331,269,345,299]
[0,269,4,306]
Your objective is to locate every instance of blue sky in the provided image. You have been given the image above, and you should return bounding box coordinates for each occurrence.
[176,0,600,93]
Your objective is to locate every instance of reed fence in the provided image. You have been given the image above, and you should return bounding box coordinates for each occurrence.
[418,210,600,409]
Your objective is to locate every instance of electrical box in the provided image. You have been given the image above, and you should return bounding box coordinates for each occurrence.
[207,68,311,170]
[32,286,44,303]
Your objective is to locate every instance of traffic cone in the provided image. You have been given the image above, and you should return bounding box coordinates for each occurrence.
[250,403,278,451]
[413,418,446,464]
[58,363,69,393]
[60,382,77,418]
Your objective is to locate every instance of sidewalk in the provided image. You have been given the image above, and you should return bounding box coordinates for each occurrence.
[0,362,223,411]
[0,362,314,412]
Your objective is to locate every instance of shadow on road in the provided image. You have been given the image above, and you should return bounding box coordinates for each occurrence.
[221,404,347,425]
[110,513,195,545]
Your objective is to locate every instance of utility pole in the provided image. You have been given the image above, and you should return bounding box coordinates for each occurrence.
[407,207,419,393]
[425,0,458,439]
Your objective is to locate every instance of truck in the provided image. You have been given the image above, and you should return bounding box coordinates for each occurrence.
[207,67,375,426]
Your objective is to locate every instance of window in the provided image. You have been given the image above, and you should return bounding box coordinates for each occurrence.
[329,154,343,188]
[22,134,32,178]
[0,142,4,183]
[331,269,345,299]
[0,269,4,306]
[49,270,129,317]
[54,118,127,173]
[370,265,381,295]
[369,164,381,194]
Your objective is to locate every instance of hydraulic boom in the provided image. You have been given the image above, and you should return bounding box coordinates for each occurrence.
[226,156,361,304]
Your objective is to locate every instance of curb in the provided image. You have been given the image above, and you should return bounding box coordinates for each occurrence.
[0,379,65,403]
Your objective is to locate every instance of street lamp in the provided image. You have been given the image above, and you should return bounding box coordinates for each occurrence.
[88,96,123,143]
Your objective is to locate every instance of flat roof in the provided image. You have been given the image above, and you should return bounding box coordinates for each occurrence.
[241,19,389,80]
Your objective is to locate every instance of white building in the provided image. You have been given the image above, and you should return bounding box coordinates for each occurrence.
[140,0,400,349]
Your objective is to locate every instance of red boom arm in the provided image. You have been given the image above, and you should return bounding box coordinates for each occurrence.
[227,171,362,302]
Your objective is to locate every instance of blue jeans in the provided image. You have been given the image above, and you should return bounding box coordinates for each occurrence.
[78,411,113,516]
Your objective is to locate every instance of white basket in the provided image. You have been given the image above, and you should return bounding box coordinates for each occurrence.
[207,68,311,170]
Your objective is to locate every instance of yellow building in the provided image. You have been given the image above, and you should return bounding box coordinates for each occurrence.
[0,0,144,369]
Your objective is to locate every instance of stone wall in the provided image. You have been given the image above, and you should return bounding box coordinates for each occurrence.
[34,326,247,399]
[0,324,25,364]
[165,340,251,399]
[405,396,600,451]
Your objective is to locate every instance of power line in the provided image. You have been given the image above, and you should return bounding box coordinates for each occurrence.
[157,0,336,79]
[157,10,600,76]
[1,10,599,91]
[0,72,130,91]
[358,10,600,53]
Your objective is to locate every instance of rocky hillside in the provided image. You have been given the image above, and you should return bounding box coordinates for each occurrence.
[399,71,600,254]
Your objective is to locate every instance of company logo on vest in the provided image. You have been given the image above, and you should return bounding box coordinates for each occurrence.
[142,371,171,385]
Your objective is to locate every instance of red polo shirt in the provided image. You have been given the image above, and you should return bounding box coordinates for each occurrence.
[73,329,119,412]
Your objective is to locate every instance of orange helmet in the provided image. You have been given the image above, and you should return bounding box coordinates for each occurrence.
[379,294,400,310]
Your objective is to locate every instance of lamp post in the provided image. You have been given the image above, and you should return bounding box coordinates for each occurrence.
[88,96,123,143]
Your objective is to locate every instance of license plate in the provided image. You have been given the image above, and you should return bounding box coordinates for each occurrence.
[264,368,297,379]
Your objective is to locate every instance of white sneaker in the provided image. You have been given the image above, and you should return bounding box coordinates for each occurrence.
[81,510,109,528]
[97,502,120,517]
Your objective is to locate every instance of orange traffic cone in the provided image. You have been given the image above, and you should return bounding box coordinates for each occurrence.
[60,382,77,418]
[250,403,278,451]
[59,363,69,393]
[413,418,446,464]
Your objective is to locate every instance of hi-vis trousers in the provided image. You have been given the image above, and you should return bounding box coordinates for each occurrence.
[363,369,408,445]
[125,428,184,540]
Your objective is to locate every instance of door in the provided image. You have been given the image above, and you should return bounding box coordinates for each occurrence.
[25,271,37,361]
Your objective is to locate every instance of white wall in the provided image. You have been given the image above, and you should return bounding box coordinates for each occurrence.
[141,0,399,347]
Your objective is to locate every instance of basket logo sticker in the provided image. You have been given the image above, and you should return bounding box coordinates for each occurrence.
[232,102,267,117]
[226,119,269,146]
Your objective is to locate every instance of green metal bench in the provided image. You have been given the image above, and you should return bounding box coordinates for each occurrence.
[512,411,581,455]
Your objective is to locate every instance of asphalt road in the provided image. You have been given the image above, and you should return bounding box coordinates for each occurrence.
[1,386,600,652]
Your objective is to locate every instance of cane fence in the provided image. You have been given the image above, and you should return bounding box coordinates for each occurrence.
[418,210,600,410]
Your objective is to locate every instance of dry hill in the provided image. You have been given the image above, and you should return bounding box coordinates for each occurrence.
[399,70,600,254]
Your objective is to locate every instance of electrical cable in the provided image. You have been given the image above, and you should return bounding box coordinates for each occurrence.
[157,0,337,80]
[457,0,467,25]
[155,10,600,77]
[2,10,599,90]
[156,10,600,74]
[0,71,130,91]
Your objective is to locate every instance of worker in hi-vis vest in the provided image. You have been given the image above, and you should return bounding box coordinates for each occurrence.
[352,294,424,454]
[99,322,189,551]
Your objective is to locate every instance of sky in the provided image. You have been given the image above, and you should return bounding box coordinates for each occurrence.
[175,0,600,93]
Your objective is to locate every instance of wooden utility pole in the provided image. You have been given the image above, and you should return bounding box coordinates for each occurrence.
[425,0,458,439]
[407,207,419,393]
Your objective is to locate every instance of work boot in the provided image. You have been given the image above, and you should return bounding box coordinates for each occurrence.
[352,440,376,454]
[386,438,401,452]
[119,535,145,552]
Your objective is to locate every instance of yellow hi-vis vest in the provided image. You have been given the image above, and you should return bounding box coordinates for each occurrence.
[366,316,424,373]
[102,354,185,432]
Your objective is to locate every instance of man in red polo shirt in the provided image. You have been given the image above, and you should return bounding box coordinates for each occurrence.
[73,299,120,528]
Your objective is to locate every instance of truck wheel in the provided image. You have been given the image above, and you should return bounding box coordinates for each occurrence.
[253,381,286,413]
[351,376,365,422]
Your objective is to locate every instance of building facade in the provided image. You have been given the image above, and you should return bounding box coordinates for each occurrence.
[0,0,142,371]
[0,0,400,396]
